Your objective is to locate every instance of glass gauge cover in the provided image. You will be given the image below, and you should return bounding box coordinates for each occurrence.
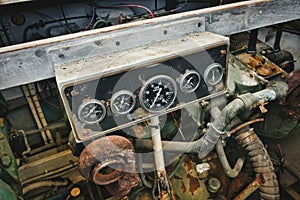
[78,99,106,124]
[179,70,201,93]
[204,63,224,85]
[139,75,177,113]
[111,90,136,115]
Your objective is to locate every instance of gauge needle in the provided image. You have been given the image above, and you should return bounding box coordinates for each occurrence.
[150,87,162,109]
[85,106,97,117]
[212,70,215,82]
[120,97,125,107]
[184,76,194,89]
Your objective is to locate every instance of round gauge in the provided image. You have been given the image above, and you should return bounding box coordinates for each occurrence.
[78,99,106,124]
[111,90,136,115]
[139,75,177,113]
[179,70,201,93]
[204,63,224,85]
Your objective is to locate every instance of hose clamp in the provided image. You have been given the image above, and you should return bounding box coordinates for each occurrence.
[209,123,225,135]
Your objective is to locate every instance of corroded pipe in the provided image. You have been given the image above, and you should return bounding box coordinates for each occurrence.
[78,135,140,196]
[233,174,264,200]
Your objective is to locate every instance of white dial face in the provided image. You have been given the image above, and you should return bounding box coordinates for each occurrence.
[139,75,177,113]
[179,70,201,93]
[204,63,224,85]
[111,90,136,115]
[78,99,106,124]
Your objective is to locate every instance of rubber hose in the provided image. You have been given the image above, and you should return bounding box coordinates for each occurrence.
[235,129,280,200]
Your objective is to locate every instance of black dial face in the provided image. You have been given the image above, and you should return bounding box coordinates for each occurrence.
[78,99,106,124]
[111,90,136,115]
[204,63,224,85]
[179,70,201,93]
[139,75,177,113]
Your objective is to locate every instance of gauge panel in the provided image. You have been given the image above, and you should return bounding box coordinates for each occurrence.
[63,43,228,141]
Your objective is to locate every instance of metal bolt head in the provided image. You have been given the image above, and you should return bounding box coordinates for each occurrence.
[70,187,81,197]
[207,177,221,193]
[1,154,12,168]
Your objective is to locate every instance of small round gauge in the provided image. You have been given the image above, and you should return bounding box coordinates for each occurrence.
[111,90,136,115]
[139,75,177,113]
[204,63,224,85]
[78,99,106,124]
[179,70,201,93]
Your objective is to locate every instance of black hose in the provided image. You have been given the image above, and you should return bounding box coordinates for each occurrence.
[235,129,280,200]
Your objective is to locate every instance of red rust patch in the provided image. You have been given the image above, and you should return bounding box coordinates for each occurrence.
[187,174,200,195]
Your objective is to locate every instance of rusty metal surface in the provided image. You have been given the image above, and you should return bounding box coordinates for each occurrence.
[0,0,299,90]
[233,175,264,200]
[235,52,283,77]
[78,135,140,197]
[281,69,300,120]
[170,157,208,200]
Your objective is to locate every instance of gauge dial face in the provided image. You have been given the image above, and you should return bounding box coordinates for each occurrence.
[78,99,106,124]
[204,63,224,85]
[139,75,177,113]
[111,90,136,115]
[179,70,201,93]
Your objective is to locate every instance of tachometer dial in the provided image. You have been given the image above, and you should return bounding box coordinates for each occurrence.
[179,70,201,93]
[204,63,224,85]
[111,90,136,115]
[78,99,106,124]
[139,75,177,113]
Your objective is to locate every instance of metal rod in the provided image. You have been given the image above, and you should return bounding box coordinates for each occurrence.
[247,29,259,55]
[274,24,283,52]
[233,175,264,200]
[150,116,174,199]
[22,85,49,144]
[28,83,54,143]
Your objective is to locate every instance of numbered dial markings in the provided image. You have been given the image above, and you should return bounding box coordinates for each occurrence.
[78,99,106,124]
[111,90,136,115]
[204,63,224,85]
[179,70,201,93]
[139,75,177,113]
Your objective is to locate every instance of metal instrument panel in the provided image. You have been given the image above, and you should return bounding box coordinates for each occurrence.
[56,31,228,142]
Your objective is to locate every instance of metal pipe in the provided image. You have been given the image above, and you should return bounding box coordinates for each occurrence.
[235,129,280,199]
[22,180,69,195]
[233,175,264,200]
[228,118,264,136]
[136,81,288,159]
[216,139,245,178]
[150,116,174,199]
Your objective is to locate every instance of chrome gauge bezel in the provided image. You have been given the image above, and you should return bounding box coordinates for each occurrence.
[77,99,106,125]
[110,90,136,115]
[139,75,177,113]
[204,63,224,86]
[179,70,201,93]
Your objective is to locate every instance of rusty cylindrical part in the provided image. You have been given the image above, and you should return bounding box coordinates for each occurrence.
[235,129,280,200]
[234,174,265,200]
[78,135,140,196]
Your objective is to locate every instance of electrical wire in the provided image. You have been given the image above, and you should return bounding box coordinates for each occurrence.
[114,4,155,18]
[31,10,72,33]
[84,2,155,18]
[83,7,96,30]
